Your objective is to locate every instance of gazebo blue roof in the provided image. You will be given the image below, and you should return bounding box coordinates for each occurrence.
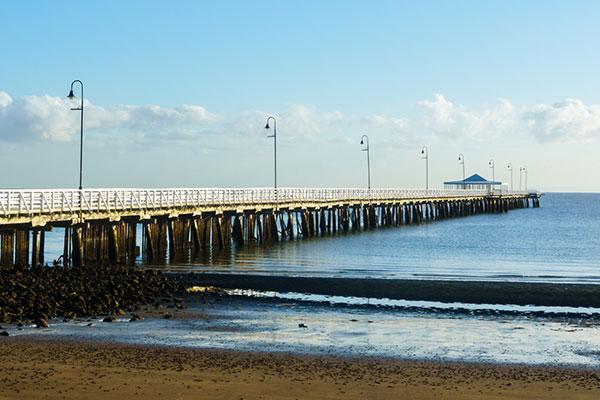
[444,173,502,185]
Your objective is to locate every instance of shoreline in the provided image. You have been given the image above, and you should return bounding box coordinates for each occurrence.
[176,273,600,308]
[1,336,599,399]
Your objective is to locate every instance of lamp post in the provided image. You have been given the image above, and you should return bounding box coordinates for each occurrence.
[360,135,371,190]
[507,163,513,191]
[264,116,277,189]
[519,166,526,191]
[67,80,84,190]
[489,159,495,193]
[421,146,429,190]
[458,153,465,189]
[522,166,528,191]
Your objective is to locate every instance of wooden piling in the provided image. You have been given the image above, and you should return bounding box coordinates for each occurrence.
[212,216,224,250]
[108,223,119,263]
[287,210,294,239]
[0,230,14,267]
[300,211,309,237]
[270,212,279,241]
[247,213,256,243]
[71,224,84,267]
[233,215,244,245]
[14,229,29,266]
[31,229,45,266]
[126,221,137,263]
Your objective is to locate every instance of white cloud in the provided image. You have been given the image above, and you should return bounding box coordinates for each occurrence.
[419,94,517,140]
[0,92,74,141]
[419,93,457,132]
[0,91,12,108]
[2,90,600,148]
[0,91,218,143]
[417,94,600,144]
[523,99,600,143]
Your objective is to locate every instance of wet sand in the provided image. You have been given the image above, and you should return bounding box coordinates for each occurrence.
[183,273,600,307]
[1,337,599,399]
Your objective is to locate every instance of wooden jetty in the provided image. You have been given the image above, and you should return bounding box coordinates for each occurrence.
[0,188,540,267]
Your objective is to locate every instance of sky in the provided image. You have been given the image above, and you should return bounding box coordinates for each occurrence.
[1,1,600,192]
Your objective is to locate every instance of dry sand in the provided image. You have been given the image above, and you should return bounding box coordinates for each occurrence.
[1,337,599,400]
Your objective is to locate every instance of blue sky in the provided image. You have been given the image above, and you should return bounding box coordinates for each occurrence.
[1,1,600,191]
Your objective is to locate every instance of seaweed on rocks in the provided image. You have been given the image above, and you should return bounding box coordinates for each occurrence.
[0,264,185,324]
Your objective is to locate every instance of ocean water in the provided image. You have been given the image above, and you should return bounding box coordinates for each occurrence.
[43,192,600,283]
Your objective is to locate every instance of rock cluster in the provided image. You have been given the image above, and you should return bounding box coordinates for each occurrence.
[0,264,184,325]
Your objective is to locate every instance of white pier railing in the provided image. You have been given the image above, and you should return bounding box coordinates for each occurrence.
[0,187,525,218]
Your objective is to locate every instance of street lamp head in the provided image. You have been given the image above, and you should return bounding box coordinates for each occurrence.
[360,134,369,147]
[264,122,270,129]
[67,89,75,99]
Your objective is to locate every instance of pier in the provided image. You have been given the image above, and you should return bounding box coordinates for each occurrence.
[0,188,540,267]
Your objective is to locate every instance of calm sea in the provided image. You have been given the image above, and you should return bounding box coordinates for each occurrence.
[44,192,600,283]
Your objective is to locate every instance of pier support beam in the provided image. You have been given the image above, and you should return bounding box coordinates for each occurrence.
[31,229,45,267]
[0,230,15,267]
[14,229,29,266]
[71,224,84,267]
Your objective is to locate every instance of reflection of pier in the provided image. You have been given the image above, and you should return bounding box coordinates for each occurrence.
[0,188,540,267]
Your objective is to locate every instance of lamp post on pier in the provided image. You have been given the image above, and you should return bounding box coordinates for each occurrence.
[264,116,277,190]
[458,153,465,189]
[421,146,429,190]
[67,80,84,190]
[507,163,513,191]
[360,135,371,190]
[489,159,495,193]
[519,166,527,191]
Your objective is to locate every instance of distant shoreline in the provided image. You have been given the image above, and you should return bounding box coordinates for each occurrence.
[179,273,600,308]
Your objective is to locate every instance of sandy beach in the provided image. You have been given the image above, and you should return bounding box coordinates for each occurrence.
[1,337,599,400]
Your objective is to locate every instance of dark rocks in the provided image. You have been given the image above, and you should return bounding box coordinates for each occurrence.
[102,316,114,323]
[0,264,184,323]
[64,311,77,320]
[298,323,308,328]
[129,314,144,322]
[163,313,173,320]
[0,331,8,336]
[34,318,49,328]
